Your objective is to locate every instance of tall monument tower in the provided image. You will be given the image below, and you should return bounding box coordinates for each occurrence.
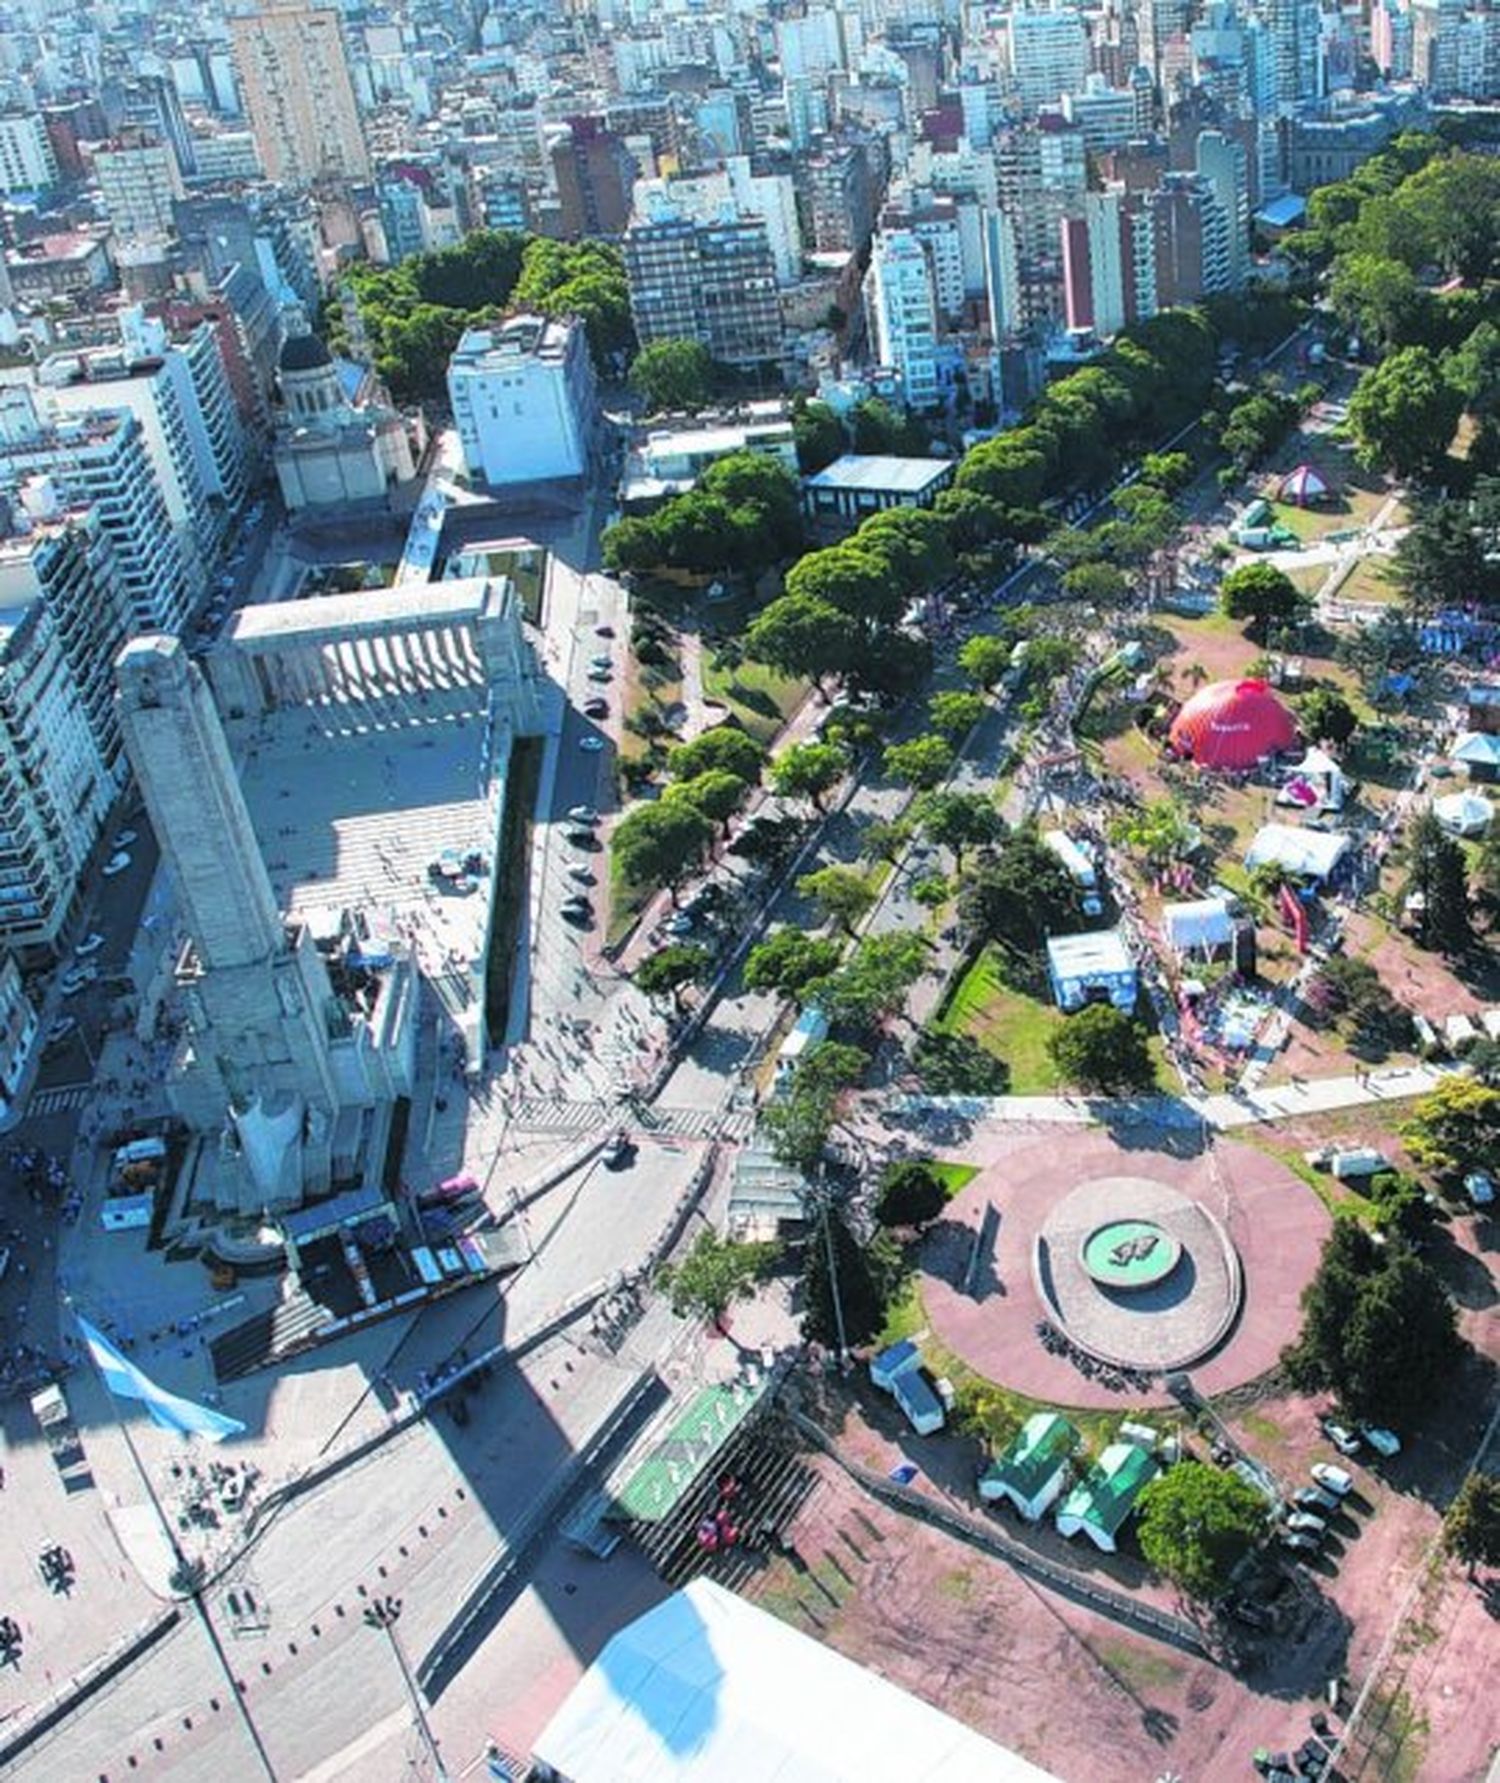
[116,635,341,1210]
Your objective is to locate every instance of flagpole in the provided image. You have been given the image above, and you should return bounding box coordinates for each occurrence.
[71,1306,280,1782]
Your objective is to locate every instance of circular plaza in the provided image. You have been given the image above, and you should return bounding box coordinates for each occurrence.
[917,1126,1330,1409]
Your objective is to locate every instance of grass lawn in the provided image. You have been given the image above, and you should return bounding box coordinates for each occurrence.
[930,1161,979,1198]
[703,653,808,747]
[1331,554,1402,607]
[607,850,652,951]
[933,946,1066,1092]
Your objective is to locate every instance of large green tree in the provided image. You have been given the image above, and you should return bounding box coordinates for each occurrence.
[800,1204,906,1348]
[664,768,751,833]
[957,827,1079,954]
[628,338,717,412]
[772,741,849,810]
[797,864,876,935]
[957,634,1013,691]
[791,397,846,474]
[1400,1077,1500,1175]
[658,1229,778,1328]
[915,790,1004,870]
[1136,1462,1270,1602]
[1221,561,1300,639]
[1404,809,1473,953]
[1046,1005,1156,1094]
[612,802,713,899]
[1443,1472,1500,1579]
[883,734,955,791]
[812,932,929,1031]
[635,943,712,1010]
[667,727,765,785]
[1347,346,1462,479]
[746,595,861,690]
[743,929,843,998]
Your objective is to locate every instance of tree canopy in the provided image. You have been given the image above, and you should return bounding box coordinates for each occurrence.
[797,864,876,935]
[800,1203,906,1349]
[1400,1077,1500,1176]
[635,943,712,1008]
[629,338,717,412]
[658,1229,778,1327]
[1403,809,1473,954]
[1136,1461,1270,1602]
[957,827,1079,954]
[772,741,849,810]
[612,801,713,897]
[1347,346,1462,480]
[1443,1472,1500,1578]
[743,928,843,999]
[1221,562,1301,637]
[875,1161,947,1228]
[1046,1005,1156,1094]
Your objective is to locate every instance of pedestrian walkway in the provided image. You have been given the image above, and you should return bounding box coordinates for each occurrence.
[509,1097,750,1142]
[24,1084,92,1118]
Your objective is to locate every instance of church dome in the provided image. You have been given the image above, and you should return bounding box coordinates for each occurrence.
[279,332,334,375]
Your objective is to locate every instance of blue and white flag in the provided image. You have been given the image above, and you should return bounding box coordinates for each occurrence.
[888,1461,920,1486]
[76,1315,245,1443]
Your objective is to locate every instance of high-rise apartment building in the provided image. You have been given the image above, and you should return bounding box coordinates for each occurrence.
[0,393,194,635]
[1060,189,1157,337]
[1194,129,1249,291]
[0,110,58,195]
[1148,172,1232,307]
[880,193,966,321]
[800,143,878,255]
[0,597,112,956]
[1008,6,1090,114]
[1265,0,1323,110]
[0,491,133,775]
[551,118,638,239]
[229,0,370,186]
[448,316,599,487]
[868,229,941,408]
[93,130,185,241]
[625,217,782,370]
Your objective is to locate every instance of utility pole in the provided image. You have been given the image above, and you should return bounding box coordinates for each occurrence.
[815,1169,848,1364]
[364,1595,448,1781]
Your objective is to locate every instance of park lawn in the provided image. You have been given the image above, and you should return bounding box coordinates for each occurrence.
[933,945,1066,1092]
[929,1161,979,1198]
[1333,554,1402,606]
[606,851,651,951]
[703,653,808,747]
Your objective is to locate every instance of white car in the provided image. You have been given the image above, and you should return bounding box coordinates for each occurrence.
[1360,1425,1402,1458]
[114,829,138,847]
[74,932,104,958]
[567,806,599,824]
[1310,1462,1354,1497]
[663,913,694,935]
[1283,1511,1327,1536]
[102,852,132,877]
[578,735,606,753]
[46,1015,77,1043]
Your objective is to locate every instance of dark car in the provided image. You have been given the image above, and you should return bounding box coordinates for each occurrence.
[566,828,601,850]
[602,1131,638,1170]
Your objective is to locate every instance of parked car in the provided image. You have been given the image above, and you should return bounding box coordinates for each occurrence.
[1310,1462,1354,1496]
[114,829,138,847]
[1283,1511,1327,1537]
[1281,1531,1321,1557]
[566,866,596,885]
[587,667,612,684]
[583,698,608,718]
[578,735,605,753]
[589,653,612,669]
[663,913,694,935]
[567,806,599,824]
[1319,1416,1362,1456]
[602,1131,637,1170]
[1292,1486,1340,1514]
[74,932,105,958]
[1360,1425,1402,1458]
[1463,1171,1495,1207]
[594,624,615,638]
[566,829,600,850]
[46,1016,77,1044]
[102,851,132,877]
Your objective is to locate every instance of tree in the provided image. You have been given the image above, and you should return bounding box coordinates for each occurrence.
[771,741,849,811]
[927,690,986,742]
[628,338,717,412]
[746,595,861,690]
[1218,392,1297,471]
[658,1229,778,1328]
[1285,1225,1458,1425]
[797,865,876,935]
[1395,494,1496,616]
[1138,450,1195,493]
[1329,253,1427,352]
[875,1161,946,1228]
[612,802,713,900]
[1221,562,1300,639]
[857,506,954,594]
[912,1030,1010,1095]
[698,453,804,567]
[761,1043,868,1174]
[800,1203,906,1348]
[883,734,955,791]
[1347,345,1462,480]
[667,727,765,786]
[1046,1005,1156,1094]
[957,828,1079,954]
[1109,797,1194,871]
[915,790,1004,870]
[1298,688,1359,746]
[792,397,846,475]
[664,768,750,833]
[850,397,924,456]
[859,818,914,866]
[635,943,712,1010]
[1401,1076,1500,1175]
[813,932,929,1031]
[1443,1472,1500,1579]
[1136,1462,1270,1602]
[785,545,904,634]
[743,928,843,998]
[1404,809,1473,953]
[957,634,1013,691]
[1062,562,1131,606]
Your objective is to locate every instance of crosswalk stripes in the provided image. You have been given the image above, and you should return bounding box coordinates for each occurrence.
[510,1097,755,1142]
[26,1084,91,1118]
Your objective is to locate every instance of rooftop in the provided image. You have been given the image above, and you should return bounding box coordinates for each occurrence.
[451,313,577,368]
[224,576,497,647]
[1046,927,1135,980]
[803,452,956,493]
[982,1412,1080,1501]
[1057,1441,1158,1538]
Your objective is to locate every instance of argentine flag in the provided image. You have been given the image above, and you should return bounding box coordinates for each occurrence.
[76,1315,245,1443]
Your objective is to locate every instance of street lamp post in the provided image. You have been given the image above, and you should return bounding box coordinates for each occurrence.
[364,1595,448,1781]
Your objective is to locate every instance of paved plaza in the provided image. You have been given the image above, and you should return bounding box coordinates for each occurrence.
[919,1126,1330,1408]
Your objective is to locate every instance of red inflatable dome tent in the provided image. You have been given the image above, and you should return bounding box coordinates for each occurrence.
[1168,677,1298,770]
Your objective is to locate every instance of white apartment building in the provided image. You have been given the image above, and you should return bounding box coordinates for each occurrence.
[0,110,58,195]
[93,133,185,240]
[1061,75,1139,154]
[983,207,1024,341]
[0,490,133,775]
[0,597,112,956]
[0,951,38,1120]
[0,392,194,634]
[1195,130,1250,291]
[883,191,968,319]
[633,161,804,286]
[1008,7,1090,113]
[448,316,599,488]
[868,229,941,409]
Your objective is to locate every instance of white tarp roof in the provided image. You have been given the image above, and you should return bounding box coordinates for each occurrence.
[1046,927,1134,980]
[1450,731,1500,767]
[1434,791,1494,835]
[1163,897,1235,951]
[531,1578,1060,1783]
[1244,823,1351,881]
